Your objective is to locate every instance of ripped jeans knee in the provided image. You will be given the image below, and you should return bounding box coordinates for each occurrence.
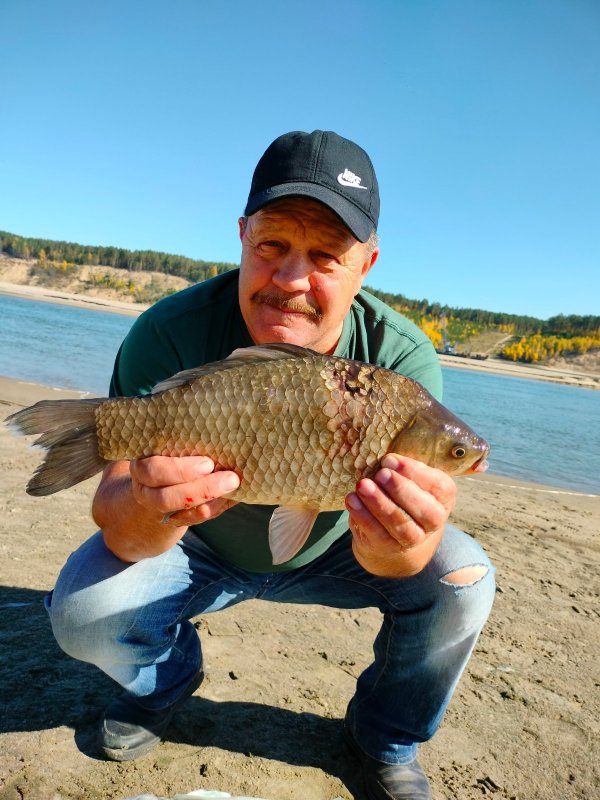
[440,564,490,586]
[429,525,496,634]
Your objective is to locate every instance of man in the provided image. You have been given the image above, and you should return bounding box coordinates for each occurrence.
[48,130,495,800]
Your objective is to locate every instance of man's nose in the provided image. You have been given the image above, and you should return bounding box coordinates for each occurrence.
[271,251,312,292]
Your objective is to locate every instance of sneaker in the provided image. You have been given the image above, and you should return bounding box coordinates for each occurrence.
[98,668,204,761]
[343,718,432,800]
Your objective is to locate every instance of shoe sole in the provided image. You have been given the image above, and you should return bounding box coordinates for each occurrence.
[101,732,164,762]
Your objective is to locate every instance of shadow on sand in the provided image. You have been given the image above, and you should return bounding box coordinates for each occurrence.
[0,585,363,797]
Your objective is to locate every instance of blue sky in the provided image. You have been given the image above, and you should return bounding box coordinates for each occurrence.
[1,0,598,320]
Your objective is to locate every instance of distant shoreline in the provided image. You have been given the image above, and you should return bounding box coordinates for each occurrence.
[436,352,600,390]
[1,279,599,391]
[0,280,147,317]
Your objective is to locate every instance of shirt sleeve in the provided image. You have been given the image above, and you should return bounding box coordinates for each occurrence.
[389,338,444,402]
[109,310,184,398]
[349,292,444,403]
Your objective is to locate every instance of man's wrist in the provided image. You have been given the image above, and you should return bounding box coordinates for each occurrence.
[352,527,443,578]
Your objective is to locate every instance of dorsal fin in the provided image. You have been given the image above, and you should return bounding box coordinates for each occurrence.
[151,343,317,393]
[228,342,316,361]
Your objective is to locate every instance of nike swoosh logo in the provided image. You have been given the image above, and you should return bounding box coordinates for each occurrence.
[337,173,368,189]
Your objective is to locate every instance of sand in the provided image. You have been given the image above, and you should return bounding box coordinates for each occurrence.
[0,280,147,318]
[435,353,600,391]
[1,375,598,800]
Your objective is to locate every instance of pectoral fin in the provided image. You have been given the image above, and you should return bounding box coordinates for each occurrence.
[268,506,319,565]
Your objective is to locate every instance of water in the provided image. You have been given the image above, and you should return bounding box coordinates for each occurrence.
[442,368,600,495]
[1,294,598,495]
[0,294,134,395]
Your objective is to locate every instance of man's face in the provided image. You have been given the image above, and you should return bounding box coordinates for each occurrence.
[238,198,379,354]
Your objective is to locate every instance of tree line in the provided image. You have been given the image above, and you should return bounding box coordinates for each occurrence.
[2,229,599,339]
[0,230,238,285]
[365,287,599,337]
[365,286,544,334]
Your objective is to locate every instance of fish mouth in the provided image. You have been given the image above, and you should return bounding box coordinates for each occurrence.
[470,455,489,474]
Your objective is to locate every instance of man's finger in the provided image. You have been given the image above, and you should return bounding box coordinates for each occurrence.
[372,468,451,534]
[130,455,217,487]
[353,479,426,548]
[380,454,456,508]
[132,470,240,514]
[165,497,238,527]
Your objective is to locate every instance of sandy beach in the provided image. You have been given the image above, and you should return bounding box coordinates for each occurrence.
[436,353,600,391]
[1,374,598,800]
[0,280,147,317]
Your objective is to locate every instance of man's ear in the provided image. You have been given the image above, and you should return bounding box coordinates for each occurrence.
[238,217,246,242]
[361,246,379,280]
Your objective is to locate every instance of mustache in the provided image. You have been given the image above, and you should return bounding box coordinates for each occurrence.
[252,292,322,321]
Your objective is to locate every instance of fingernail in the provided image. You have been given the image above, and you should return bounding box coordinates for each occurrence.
[222,473,241,492]
[381,454,400,470]
[376,468,392,486]
[346,493,363,511]
[193,458,214,476]
[357,479,376,497]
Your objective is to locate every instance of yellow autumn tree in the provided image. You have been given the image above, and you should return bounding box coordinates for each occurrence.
[501,334,600,363]
[419,317,443,350]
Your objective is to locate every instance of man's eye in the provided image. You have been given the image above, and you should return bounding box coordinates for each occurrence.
[314,251,338,266]
[256,241,282,254]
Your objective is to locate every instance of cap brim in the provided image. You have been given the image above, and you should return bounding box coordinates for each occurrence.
[244,183,374,243]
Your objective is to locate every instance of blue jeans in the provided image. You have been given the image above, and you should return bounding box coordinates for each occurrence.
[46,525,495,765]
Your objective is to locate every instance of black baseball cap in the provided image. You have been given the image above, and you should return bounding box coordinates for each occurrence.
[244,130,380,243]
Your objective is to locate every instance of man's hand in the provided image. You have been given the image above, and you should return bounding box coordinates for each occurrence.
[130,455,240,526]
[92,455,240,563]
[345,454,456,578]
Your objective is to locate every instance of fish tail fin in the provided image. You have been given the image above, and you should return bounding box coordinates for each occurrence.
[6,398,108,496]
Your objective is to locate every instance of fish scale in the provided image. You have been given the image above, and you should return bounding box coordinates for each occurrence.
[94,353,409,509]
[7,343,489,565]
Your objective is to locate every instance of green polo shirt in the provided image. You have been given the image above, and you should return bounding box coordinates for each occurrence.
[110,269,442,572]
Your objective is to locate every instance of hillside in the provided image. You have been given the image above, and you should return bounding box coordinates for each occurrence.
[0,253,190,307]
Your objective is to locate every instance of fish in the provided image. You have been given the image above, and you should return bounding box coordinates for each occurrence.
[6,343,489,564]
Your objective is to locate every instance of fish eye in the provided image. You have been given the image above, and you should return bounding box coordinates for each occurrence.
[452,444,467,459]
